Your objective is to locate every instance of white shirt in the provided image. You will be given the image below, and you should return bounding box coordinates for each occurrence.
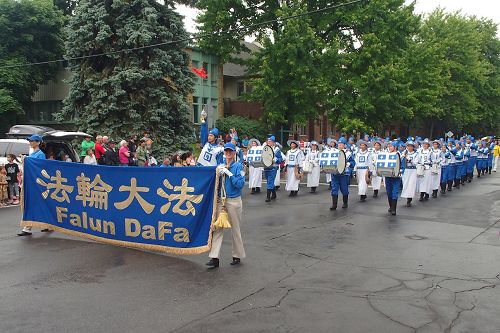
[84,155,97,165]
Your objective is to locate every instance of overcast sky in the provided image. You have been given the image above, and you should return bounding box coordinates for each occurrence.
[176,0,500,33]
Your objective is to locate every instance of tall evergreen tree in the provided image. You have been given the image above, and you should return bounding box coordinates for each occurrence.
[58,0,195,156]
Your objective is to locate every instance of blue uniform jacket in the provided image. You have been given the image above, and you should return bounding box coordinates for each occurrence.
[220,161,245,198]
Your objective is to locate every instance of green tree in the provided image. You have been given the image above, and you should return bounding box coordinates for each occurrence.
[0,0,64,131]
[58,0,195,156]
[412,10,498,136]
[53,0,78,15]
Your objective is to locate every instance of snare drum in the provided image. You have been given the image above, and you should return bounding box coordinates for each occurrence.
[302,160,314,174]
[247,145,275,168]
[319,150,346,175]
[375,152,401,177]
[430,164,440,175]
[416,164,425,177]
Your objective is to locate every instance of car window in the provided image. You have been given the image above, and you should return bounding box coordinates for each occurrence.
[0,142,9,156]
[9,142,30,156]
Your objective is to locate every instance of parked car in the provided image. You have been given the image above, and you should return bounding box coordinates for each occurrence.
[0,125,91,165]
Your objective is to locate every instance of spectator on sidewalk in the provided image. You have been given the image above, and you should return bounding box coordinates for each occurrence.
[95,135,106,164]
[119,140,131,166]
[83,148,98,165]
[80,135,95,162]
[104,140,120,166]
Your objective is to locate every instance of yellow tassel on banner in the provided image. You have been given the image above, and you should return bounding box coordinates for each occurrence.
[213,206,231,229]
[213,173,232,229]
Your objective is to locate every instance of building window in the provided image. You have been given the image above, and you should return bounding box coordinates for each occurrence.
[28,101,63,123]
[193,97,200,124]
[237,81,245,97]
[211,64,218,86]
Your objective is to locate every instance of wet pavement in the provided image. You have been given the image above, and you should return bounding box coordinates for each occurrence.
[1,173,499,333]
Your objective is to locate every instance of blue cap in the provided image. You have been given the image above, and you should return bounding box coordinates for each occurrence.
[27,134,43,142]
[338,137,347,144]
[267,135,276,142]
[209,128,219,136]
[348,137,355,142]
[223,143,236,151]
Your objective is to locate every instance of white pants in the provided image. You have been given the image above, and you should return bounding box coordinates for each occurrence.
[356,169,368,195]
[494,156,498,171]
[209,197,246,259]
[275,166,281,186]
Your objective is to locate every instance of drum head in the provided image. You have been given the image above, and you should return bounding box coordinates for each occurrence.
[394,152,401,176]
[262,145,275,167]
[337,150,346,174]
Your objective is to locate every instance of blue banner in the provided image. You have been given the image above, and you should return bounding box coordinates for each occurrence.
[21,158,218,255]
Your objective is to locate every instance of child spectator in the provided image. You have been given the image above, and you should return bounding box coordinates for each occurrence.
[5,154,20,205]
[0,166,8,207]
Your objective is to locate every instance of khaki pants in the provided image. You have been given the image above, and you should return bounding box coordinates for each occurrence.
[209,197,246,259]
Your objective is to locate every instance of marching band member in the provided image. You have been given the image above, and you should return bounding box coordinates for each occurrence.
[430,140,444,198]
[354,140,372,202]
[324,138,337,189]
[263,136,284,202]
[446,139,457,191]
[401,140,418,207]
[330,137,354,210]
[384,142,401,216]
[207,142,246,268]
[231,136,245,162]
[285,140,304,197]
[454,141,464,188]
[305,141,321,193]
[461,139,470,185]
[466,136,477,182]
[370,140,384,197]
[477,141,488,177]
[197,127,224,166]
[488,137,495,174]
[417,139,433,201]
[274,142,283,190]
[440,144,451,195]
[247,139,262,194]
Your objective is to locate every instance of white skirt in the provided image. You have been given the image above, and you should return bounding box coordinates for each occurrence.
[401,169,417,198]
[285,167,300,191]
[371,175,382,190]
[307,165,320,187]
[356,169,368,195]
[417,169,432,194]
[430,168,441,190]
[248,165,263,188]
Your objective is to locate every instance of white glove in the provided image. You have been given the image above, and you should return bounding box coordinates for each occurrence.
[273,157,277,163]
[217,165,226,175]
[222,167,233,177]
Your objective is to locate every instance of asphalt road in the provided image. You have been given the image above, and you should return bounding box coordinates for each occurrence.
[1,173,499,333]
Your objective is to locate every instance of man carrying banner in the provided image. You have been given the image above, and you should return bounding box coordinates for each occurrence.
[207,143,246,268]
[18,135,51,236]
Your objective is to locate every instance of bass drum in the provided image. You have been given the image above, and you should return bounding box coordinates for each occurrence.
[319,149,346,175]
[262,145,275,168]
[375,152,401,177]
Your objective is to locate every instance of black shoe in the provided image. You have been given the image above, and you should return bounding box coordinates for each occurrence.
[41,229,52,232]
[310,187,316,193]
[256,187,261,193]
[406,198,412,207]
[275,186,280,191]
[265,189,271,202]
[17,231,32,236]
[432,190,438,198]
[419,193,425,202]
[330,196,338,211]
[328,182,332,190]
[342,195,348,209]
[271,190,277,200]
[373,190,378,198]
[360,195,366,202]
[206,258,219,268]
[391,200,397,216]
[251,188,256,194]
[424,193,430,201]
[230,257,241,266]
[388,197,392,212]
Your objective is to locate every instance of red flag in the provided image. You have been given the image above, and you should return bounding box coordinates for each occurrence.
[192,67,208,79]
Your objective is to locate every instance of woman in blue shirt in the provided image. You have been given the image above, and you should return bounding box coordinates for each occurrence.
[207,143,246,268]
